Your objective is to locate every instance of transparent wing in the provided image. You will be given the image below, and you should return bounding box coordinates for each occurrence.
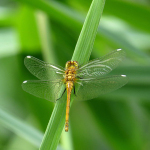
[24,56,65,80]
[22,80,65,102]
[77,49,125,78]
[75,75,128,101]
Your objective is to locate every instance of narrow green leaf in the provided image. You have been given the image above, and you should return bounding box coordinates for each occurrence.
[71,0,105,64]
[36,11,56,64]
[0,108,64,150]
[39,0,105,150]
[0,108,43,147]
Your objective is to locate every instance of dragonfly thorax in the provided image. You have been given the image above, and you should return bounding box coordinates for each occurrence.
[64,61,78,82]
[64,68,77,82]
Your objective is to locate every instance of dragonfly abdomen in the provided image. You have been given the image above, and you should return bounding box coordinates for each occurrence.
[65,81,73,132]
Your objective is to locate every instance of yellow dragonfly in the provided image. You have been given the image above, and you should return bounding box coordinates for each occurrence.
[22,49,128,132]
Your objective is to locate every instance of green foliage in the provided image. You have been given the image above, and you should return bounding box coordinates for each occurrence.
[0,0,150,150]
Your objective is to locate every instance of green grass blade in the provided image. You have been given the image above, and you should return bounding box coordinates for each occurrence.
[39,0,105,149]
[0,108,43,147]
[71,0,105,64]
[36,11,56,64]
[0,108,64,150]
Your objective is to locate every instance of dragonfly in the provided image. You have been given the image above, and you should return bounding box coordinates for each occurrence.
[22,49,128,132]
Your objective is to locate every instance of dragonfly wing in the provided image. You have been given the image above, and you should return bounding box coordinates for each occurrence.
[75,75,128,101]
[77,49,125,78]
[22,80,65,102]
[24,56,65,80]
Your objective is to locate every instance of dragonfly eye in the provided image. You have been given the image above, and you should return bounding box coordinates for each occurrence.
[65,61,71,69]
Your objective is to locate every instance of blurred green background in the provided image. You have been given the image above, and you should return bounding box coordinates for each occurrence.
[0,0,150,150]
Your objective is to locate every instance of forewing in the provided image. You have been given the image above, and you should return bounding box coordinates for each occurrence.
[77,49,125,78]
[75,75,128,101]
[24,56,65,80]
[22,80,64,102]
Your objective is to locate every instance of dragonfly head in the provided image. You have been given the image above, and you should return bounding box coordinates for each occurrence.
[65,61,79,69]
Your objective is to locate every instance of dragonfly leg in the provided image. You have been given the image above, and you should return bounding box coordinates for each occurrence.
[57,88,66,101]
[73,85,77,96]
